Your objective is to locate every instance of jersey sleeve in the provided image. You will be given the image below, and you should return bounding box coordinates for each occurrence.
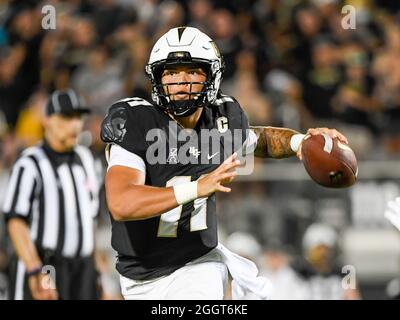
[107,144,146,173]
[216,94,252,155]
[101,98,153,160]
[238,100,250,133]
[235,101,260,155]
[237,100,254,155]
[244,129,258,155]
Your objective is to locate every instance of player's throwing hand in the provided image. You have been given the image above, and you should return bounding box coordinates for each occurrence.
[297,128,349,160]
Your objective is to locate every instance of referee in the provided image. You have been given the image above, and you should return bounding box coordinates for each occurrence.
[2,89,100,300]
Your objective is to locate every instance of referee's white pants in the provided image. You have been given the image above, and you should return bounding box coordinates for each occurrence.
[120,249,228,300]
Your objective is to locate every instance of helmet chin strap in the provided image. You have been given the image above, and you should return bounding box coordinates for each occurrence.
[169,99,201,117]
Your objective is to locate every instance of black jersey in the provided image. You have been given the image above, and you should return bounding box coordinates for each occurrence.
[101,94,250,280]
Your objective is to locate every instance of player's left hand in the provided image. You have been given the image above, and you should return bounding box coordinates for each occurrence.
[297,128,349,160]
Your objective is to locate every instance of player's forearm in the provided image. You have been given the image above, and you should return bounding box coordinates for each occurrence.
[7,219,42,272]
[250,126,300,159]
[106,184,178,221]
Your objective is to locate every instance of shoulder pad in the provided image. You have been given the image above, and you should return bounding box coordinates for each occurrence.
[101,97,154,144]
[213,94,237,106]
[101,104,129,143]
[114,97,153,108]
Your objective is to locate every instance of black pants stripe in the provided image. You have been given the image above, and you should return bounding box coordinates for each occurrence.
[8,251,100,300]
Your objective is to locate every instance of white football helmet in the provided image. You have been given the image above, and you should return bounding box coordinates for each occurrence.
[145,26,224,117]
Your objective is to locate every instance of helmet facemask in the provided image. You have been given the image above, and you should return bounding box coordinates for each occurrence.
[146,57,224,117]
[151,58,215,117]
[158,80,208,117]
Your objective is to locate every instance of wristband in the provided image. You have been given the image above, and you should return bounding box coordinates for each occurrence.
[173,181,198,205]
[290,134,306,153]
[27,266,43,277]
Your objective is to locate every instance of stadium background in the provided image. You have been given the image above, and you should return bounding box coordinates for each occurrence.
[1,0,400,299]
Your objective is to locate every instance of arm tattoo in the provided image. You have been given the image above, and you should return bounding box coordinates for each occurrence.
[250,126,300,159]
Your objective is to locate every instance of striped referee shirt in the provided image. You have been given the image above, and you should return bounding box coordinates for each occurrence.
[2,141,99,258]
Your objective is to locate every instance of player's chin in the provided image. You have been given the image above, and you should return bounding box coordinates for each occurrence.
[173,94,190,100]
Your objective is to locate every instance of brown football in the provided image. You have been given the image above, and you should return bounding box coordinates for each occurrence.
[301,134,358,188]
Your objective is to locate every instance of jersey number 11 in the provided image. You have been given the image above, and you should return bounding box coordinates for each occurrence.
[157,176,208,237]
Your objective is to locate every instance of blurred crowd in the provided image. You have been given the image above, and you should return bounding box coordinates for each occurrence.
[1,0,400,299]
[2,0,400,161]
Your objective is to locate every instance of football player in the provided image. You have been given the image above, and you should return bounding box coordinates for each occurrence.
[101,26,348,299]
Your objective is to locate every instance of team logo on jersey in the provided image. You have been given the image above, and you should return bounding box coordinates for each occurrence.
[216,117,228,133]
[189,147,201,158]
[167,147,201,163]
[146,122,255,175]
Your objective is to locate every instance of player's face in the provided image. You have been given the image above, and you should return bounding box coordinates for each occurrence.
[45,113,84,151]
[161,65,207,101]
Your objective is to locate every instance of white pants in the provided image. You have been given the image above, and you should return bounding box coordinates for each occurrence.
[120,249,228,300]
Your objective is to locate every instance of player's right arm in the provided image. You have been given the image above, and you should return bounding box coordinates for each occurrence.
[105,153,239,221]
[101,100,240,221]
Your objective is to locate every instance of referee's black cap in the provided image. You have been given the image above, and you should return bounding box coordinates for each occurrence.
[46,89,91,116]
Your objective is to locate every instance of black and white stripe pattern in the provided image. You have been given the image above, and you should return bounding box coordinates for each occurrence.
[67,89,80,109]
[2,145,99,258]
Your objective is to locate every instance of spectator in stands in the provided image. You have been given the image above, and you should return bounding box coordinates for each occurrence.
[294,223,361,300]
[223,49,272,126]
[371,22,400,154]
[71,44,124,115]
[332,45,380,134]
[259,241,310,300]
[187,0,214,34]
[302,38,342,120]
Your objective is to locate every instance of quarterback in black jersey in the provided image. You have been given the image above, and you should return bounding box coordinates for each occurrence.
[101,26,348,299]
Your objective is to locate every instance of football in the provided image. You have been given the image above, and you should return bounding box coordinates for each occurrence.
[301,133,358,188]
